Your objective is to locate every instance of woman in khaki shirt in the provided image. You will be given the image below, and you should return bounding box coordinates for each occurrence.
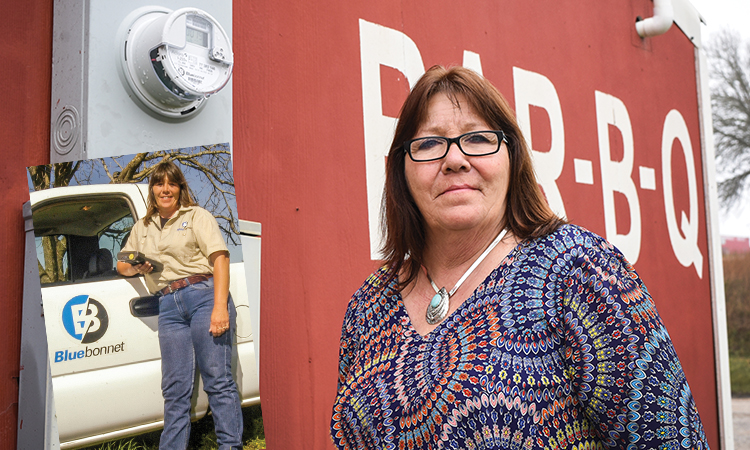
[118,160,242,450]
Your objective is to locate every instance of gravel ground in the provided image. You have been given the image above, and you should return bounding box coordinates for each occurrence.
[734,397,750,449]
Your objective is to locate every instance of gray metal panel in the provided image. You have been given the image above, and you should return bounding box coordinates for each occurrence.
[51,0,88,161]
[51,0,233,163]
[18,202,60,450]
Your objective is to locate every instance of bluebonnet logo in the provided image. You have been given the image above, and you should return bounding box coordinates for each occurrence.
[55,295,124,363]
[62,295,109,344]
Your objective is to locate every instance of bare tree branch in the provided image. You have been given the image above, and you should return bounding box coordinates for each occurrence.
[708,29,750,208]
[27,165,51,191]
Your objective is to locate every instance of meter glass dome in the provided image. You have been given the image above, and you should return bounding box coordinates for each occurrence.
[120,7,234,119]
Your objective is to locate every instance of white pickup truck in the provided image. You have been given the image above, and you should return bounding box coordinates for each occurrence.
[19,183,260,449]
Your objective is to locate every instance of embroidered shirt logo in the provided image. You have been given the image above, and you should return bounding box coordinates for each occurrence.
[177,221,189,232]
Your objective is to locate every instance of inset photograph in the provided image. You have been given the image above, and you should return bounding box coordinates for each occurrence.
[26,144,262,449]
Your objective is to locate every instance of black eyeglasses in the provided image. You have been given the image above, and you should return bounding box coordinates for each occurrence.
[404,130,507,162]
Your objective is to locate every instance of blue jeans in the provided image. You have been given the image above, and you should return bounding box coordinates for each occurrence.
[158,279,243,450]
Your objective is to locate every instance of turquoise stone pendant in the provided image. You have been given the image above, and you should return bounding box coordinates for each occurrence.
[425,287,450,325]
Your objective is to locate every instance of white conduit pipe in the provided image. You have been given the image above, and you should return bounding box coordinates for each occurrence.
[635,0,674,38]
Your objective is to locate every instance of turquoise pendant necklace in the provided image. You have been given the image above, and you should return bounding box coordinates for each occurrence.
[424,228,508,325]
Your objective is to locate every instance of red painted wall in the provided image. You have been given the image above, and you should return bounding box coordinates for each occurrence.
[0,0,52,448]
[233,1,720,449]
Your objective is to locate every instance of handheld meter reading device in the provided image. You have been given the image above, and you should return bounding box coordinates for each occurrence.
[117,251,164,273]
[120,7,233,119]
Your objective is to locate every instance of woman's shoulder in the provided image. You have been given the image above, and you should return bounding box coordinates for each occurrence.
[524,223,628,270]
[179,205,216,222]
[179,204,205,216]
[340,266,396,334]
[131,215,150,233]
[532,223,613,252]
[352,266,395,302]
[346,266,396,310]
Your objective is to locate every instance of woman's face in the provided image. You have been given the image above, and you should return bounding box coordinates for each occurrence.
[405,93,510,237]
[152,177,181,216]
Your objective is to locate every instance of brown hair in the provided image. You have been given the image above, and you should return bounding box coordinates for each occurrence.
[143,160,196,225]
[382,65,566,288]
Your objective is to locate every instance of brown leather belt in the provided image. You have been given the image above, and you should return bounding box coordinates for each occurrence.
[158,274,213,296]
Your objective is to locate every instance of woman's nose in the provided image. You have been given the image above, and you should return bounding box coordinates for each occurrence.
[442,141,469,172]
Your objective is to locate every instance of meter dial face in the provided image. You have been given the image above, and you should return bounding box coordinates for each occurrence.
[186,27,208,47]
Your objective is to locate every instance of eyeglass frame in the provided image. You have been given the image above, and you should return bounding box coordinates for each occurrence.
[403,130,507,162]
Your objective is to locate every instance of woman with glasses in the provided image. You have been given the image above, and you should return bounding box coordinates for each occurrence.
[117,160,242,450]
[331,66,708,449]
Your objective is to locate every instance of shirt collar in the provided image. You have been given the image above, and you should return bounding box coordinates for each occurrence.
[150,205,195,226]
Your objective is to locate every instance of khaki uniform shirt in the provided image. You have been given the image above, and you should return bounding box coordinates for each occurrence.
[122,205,228,294]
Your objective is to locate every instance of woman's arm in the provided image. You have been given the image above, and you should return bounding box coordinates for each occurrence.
[209,250,231,337]
[562,231,708,449]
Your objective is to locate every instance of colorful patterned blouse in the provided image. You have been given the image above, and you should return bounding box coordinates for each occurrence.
[331,225,708,450]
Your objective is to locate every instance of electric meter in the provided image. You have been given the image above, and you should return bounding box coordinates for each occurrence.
[120,7,233,118]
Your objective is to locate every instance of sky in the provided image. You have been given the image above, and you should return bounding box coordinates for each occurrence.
[688,0,750,238]
[689,0,750,41]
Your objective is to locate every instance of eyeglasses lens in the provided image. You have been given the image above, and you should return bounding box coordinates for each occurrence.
[460,132,499,155]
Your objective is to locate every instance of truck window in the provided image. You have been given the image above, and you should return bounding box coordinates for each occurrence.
[33,195,136,285]
[36,234,70,284]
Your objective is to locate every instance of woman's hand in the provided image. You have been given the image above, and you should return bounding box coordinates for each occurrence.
[133,262,153,275]
[210,306,230,337]
[116,261,153,277]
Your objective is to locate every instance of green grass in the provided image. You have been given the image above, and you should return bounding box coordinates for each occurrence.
[76,404,264,450]
[90,439,146,450]
[730,355,750,396]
